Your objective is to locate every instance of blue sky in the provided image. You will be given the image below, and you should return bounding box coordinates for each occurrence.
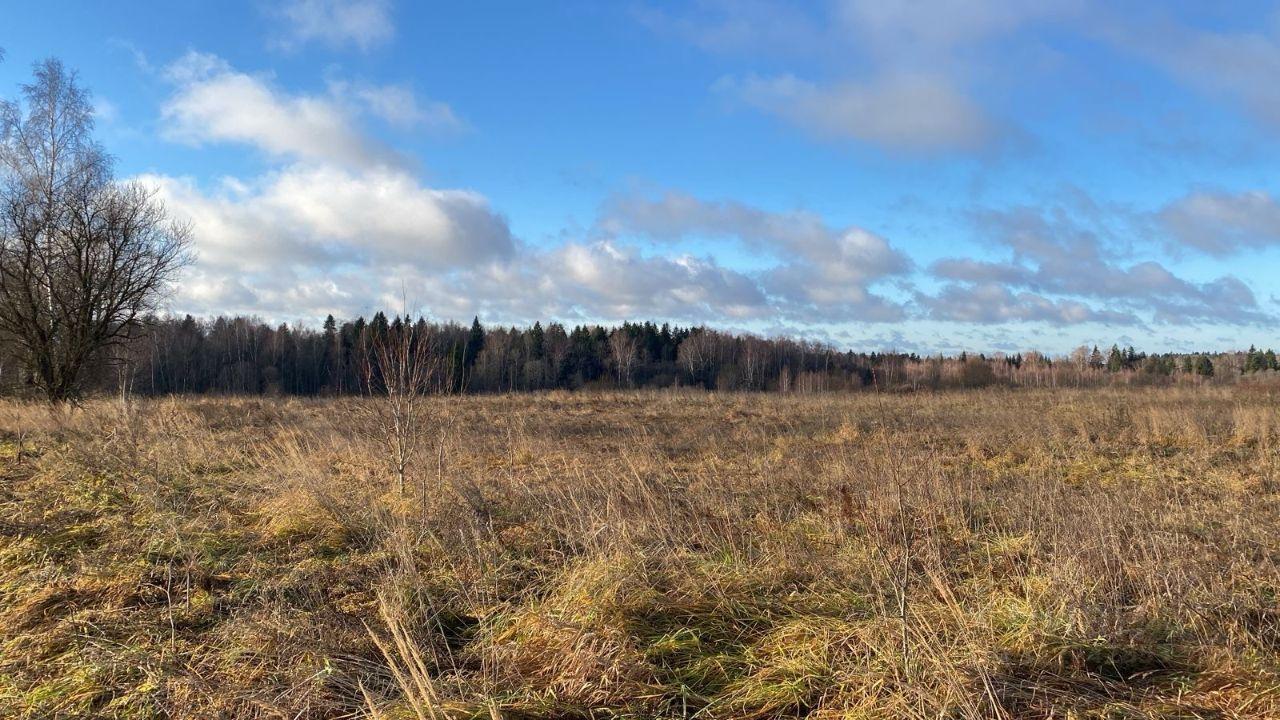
[3,0,1280,353]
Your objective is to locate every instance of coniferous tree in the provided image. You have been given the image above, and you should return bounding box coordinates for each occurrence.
[464,316,485,369]
[369,312,389,339]
[1193,355,1214,378]
[1088,346,1105,370]
[1106,345,1124,373]
[1245,345,1266,373]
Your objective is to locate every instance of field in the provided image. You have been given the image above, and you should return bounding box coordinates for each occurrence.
[1,389,1278,719]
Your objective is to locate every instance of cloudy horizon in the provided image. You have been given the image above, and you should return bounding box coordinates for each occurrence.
[4,1,1280,354]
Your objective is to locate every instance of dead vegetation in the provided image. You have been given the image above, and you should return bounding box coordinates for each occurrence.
[0,388,1278,718]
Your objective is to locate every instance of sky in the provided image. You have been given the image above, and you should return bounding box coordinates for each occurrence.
[3,0,1280,354]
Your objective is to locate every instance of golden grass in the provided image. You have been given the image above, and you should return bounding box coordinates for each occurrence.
[0,388,1278,718]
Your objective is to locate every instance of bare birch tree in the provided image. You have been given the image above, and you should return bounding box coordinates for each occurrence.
[360,321,437,495]
[0,59,190,401]
[609,329,638,388]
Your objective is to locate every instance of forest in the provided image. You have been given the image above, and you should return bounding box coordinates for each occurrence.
[2,311,1274,398]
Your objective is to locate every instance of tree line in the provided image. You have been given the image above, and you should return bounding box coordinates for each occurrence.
[1,312,1272,397]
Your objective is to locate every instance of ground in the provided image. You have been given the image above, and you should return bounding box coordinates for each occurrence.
[0,388,1278,719]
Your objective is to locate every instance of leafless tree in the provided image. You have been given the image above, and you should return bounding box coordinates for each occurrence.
[360,322,437,496]
[609,329,638,388]
[0,59,190,402]
[678,329,713,379]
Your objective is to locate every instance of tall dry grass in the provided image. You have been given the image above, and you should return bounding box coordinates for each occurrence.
[0,387,1277,718]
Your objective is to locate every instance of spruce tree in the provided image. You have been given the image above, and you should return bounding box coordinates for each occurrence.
[369,312,389,339]
[1107,345,1124,372]
[1088,345,1105,369]
[527,321,545,359]
[464,316,485,369]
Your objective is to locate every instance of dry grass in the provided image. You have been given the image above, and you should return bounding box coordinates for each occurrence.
[1,388,1278,718]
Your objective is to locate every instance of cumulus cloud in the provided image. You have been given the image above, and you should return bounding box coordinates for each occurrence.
[147,72,794,327]
[274,0,394,52]
[147,54,521,320]
[162,52,401,168]
[551,242,769,320]
[261,240,771,326]
[137,163,520,321]
[602,191,911,276]
[923,201,1271,326]
[143,166,515,272]
[602,190,911,320]
[149,163,911,326]
[1158,190,1280,256]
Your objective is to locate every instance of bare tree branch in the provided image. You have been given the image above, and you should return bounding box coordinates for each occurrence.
[0,59,191,401]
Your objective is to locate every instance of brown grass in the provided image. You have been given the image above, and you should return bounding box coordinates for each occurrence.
[1,388,1278,718]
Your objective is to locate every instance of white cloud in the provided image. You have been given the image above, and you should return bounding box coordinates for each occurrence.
[601,190,911,320]
[330,79,466,132]
[552,242,769,320]
[150,53,811,326]
[602,191,909,276]
[923,199,1272,326]
[161,52,399,169]
[139,167,793,325]
[274,0,394,52]
[1158,190,1280,256]
[141,165,514,274]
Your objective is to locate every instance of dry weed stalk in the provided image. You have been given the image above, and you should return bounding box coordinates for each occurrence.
[365,592,446,720]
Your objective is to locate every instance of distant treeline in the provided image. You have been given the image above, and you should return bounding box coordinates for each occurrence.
[0,313,1276,396]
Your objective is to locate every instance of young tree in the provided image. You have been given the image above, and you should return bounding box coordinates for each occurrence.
[0,59,189,401]
[360,321,436,495]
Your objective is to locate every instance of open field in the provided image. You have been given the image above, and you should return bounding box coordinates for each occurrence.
[1,389,1278,719]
